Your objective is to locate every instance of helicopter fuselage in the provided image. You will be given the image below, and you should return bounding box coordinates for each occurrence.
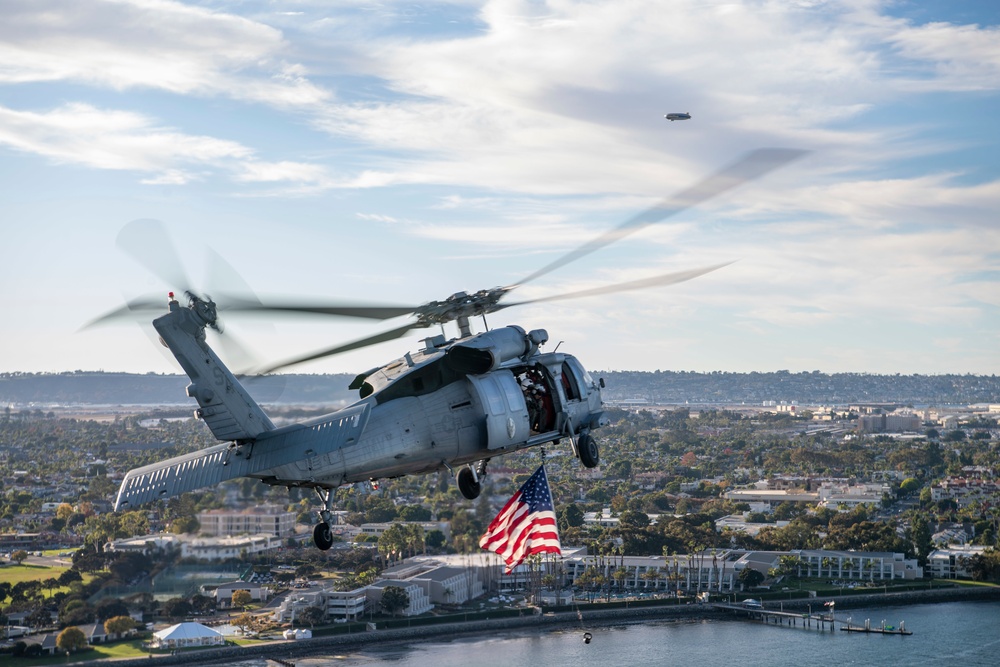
[113,298,607,541]
[256,340,605,487]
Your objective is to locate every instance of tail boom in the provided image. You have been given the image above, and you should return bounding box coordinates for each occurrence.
[153,301,274,441]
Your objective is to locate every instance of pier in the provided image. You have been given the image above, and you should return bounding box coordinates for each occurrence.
[713,603,913,636]
[712,603,836,631]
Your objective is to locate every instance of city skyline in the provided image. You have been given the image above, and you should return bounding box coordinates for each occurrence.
[1,1,998,376]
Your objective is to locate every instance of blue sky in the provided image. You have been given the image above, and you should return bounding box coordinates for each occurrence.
[1,0,998,376]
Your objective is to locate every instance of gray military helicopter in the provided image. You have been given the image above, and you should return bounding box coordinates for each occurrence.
[104,148,803,550]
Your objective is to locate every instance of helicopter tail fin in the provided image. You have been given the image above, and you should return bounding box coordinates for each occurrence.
[153,302,274,442]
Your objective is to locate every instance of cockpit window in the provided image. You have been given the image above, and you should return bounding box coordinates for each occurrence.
[560,361,581,401]
[566,357,593,388]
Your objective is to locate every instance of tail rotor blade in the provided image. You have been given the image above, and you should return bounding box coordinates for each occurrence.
[116,219,194,295]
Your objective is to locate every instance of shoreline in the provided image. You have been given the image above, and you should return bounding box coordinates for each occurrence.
[102,585,1000,666]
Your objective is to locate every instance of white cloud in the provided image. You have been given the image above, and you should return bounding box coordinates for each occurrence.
[888,22,1000,92]
[0,103,250,172]
[300,0,999,199]
[0,102,335,188]
[356,212,400,223]
[0,0,330,107]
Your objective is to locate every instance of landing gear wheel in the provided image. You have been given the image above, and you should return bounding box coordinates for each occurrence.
[457,466,482,500]
[313,522,334,551]
[578,433,600,468]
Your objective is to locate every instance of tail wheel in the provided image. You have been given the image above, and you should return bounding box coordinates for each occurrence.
[456,466,482,500]
[313,522,334,550]
[578,433,600,468]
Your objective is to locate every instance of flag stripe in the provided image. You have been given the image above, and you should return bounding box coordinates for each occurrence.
[479,464,561,573]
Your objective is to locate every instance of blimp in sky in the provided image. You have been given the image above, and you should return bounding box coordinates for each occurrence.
[664,112,691,121]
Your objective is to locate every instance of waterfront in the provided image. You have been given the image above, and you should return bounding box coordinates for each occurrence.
[231,600,1000,667]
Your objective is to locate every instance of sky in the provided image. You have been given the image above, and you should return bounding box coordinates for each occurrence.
[1,0,998,377]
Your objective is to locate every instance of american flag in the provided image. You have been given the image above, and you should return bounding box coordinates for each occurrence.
[479,464,561,573]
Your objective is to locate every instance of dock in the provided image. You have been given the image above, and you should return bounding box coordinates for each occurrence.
[713,603,913,636]
[840,618,912,635]
[712,603,836,631]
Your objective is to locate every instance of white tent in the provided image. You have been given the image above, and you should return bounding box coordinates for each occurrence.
[151,622,225,648]
[282,628,312,640]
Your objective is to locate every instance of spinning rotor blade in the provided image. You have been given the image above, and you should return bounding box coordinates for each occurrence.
[200,249,419,321]
[86,219,198,328]
[222,301,419,321]
[251,323,421,375]
[514,148,807,287]
[117,218,195,295]
[497,262,733,308]
[92,220,266,369]
[81,296,170,329]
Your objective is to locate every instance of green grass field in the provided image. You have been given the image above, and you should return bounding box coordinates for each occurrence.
[0,563,64,585]
[0,564,94,597]
[2,638,153,666]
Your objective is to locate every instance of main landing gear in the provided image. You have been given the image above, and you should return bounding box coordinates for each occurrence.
[313,487,336,551]
[457,459,488,500]
[578,432,599,468]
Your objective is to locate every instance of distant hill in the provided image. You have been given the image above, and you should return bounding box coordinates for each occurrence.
[598,370,1000,405]
[2,370,998,407]
[0,371,355,406]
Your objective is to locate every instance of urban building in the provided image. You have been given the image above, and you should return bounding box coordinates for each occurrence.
[366,580,433,616]
[271,586,368,624]
[857,413,921,433]
[930,477,1000,509]
[209,580,271,607]
[723,488,819,507]
[714,514,789,536]
[816,482,889,510]
[109,532,281,560]
[381,559,485,605]
[197,505,296,537]
[789,549,922,580]
[926,545,989,579]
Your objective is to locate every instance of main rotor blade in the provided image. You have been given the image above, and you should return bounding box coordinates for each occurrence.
[498,262,733,308]
[250,323,420,375]
[515,148,807,286]
[222,301,419,321]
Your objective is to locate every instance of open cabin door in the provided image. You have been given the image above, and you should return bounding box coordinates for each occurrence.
[467,370,530,450]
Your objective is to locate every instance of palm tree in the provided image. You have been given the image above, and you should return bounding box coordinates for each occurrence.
[642,568,661,591]
[613,567,629,592]
[717,553,729,593]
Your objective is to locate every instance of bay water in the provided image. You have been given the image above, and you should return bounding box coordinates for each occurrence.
[239,600,1000,666]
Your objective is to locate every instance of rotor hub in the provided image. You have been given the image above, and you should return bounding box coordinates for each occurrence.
[414,286,514,326]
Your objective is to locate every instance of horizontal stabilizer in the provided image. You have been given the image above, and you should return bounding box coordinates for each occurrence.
[114,443,253,510]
